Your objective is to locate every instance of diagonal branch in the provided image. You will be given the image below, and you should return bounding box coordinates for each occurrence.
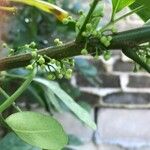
[0,26,150,71]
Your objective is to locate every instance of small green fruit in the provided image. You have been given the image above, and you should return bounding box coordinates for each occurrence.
[107,36,112,41]
[51,59,56,64]
[54,38,60,44]
[31,51,37,58]
[65,69,73,79]
[86,23,92,30]
[38,56,45,65]
[24,44,30,49]
[82,32,88,37]
[62,18,69,24]
[30,42,36,48]
[100,36,107,44]
[112,27,117,33]
[26,65,33,70]
[41,64,46,70]
[103,51,111,60]
[104,41,111,47]
[81,49,88,55]
[48,74,56,80]
[58,74,63,79]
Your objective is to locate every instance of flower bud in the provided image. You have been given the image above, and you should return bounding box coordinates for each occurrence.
[65,69,73,79]
[26,65,33,70]
[48,74,56,80]
[30,42,36,48]
[103,51,111,60]
[31,51,37,58]
[81,49,88,55]
[62,18,69,24]
[86,23,92,30]
[38,56,45,65]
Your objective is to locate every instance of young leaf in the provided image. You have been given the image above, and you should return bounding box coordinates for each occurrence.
[5,111,68,150]
[0,133,40,150]
[44,87,63,112]
[34,78,97,130]
[130,0,150,22]
[0,6,17,12]
[28,86,45,107]
[9,0,69,21]
[112,0,135,19]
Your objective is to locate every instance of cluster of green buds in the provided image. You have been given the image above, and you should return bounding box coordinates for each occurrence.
[81,23,93,38]
[46,58,75,80]
[46,56,74,80]
[100,35,112,47]
[25,42,46,70]
[26,48,75,80]
[80,27,112,59]
[54,38,63,46]
[6,41,37,56]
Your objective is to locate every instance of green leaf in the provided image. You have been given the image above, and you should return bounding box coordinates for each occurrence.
[5,111,68,150]
[112,0,135,18]
[0,133,40,150]
[130,0,150,22]
[28,86,45,107]
[10,0,69,21]
[44,87,63,112]
[34,78,97,130]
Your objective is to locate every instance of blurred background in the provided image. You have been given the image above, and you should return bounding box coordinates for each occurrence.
[0,0,150,150]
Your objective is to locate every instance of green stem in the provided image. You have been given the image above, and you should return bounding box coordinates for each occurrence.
[0,87,9,98]
[4,73,27,79]
[0,70,36,113]
[76,0,100,42]
[115,6,144,23]
[0,87,21,112]
[0,114,8,128]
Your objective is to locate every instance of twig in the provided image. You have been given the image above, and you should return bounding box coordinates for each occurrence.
[0,70,36,113]
[0,87,21,112]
